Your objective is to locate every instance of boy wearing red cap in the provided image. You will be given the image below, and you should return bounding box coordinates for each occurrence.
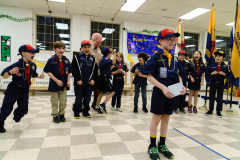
[44,41,72,123]
[72,40,98,118]
[0,44,45,133]
[144,29,186,160]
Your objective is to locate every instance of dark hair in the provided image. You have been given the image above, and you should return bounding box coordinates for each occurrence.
[138,52,149,63]
[193,50,204,64]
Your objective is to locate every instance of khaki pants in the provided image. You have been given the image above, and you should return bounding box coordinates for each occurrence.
[50,87,67,117]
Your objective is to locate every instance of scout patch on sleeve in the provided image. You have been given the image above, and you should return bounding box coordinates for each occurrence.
[64,60,69,64]
[223,65,227,67]
[200,64,204,67]
[32,65,36,70]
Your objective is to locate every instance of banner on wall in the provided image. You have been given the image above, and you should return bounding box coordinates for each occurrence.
[1,36,11,62]
[127,32,176,55]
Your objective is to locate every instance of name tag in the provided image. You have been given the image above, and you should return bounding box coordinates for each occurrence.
[160,67,167,78]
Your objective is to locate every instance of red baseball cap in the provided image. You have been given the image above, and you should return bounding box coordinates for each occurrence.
[178,50,187,55]
[81,40,91,47]
[157,28,180,42]
[18,44,39,55]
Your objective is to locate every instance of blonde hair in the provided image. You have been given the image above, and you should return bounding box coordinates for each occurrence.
[53,41,65,49]
[116,52,129,71]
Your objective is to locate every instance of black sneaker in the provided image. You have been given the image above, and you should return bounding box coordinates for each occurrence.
[158,144,174,159]
[53,116,60,123]
[74,113,80,119]
[217,111,222,118]
[59,115,66,122]
[83,112,91,118]
[193,107,197,113]
[205,110,213,116]
[99,104,107,114]
[148,146,160,160]
[179,108,186,113]
[174,109,178,114]
[13,117,21,123]
[0,126,6,133]
[142,107,148,113]
[133,107,138,113]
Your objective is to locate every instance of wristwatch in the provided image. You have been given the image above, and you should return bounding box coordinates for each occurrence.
[7,71,12,75]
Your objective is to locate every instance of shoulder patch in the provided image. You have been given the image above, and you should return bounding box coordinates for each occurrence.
[64,60,69,64]
[31,65,36,70]
[200,64,204,66]
[223,65,227,67]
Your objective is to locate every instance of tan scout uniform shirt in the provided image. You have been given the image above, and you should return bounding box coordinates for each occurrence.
[90,41,102,65]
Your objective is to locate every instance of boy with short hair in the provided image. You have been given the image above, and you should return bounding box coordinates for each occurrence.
[144,28,186,160]
[0,44,45,133]
[205,51,228,118]
[72,40,98,118]
[44,41,72,123]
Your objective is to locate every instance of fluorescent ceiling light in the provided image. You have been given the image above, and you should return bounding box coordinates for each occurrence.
[121,0,146,12]
[56,23,68,30]
[102,37,106,41]
[186,45,196,48]
[61,40,70,44]
[48,0,65,3]
[59,34,70,38]
[216,39,224,43]
[179,8,210,20]
[184,36,192,40]
[225,22,234,26]
[102,28,115,34]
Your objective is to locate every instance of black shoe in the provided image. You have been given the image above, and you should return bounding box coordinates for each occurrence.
[99,103,107,114]
[133,107,138,113]
[217,111,222,118]
[53,116,60,123]
[74,113,80,119]
[179,108,186,113]
[13,117,21,123]
[59,115,66,122]
[158,143,174,159]
[205,110,213,116]
[0,126,6,133]
[142,107,148,113]
[83,112,91,118]
[173,109,178,114]
[148,145,160,160]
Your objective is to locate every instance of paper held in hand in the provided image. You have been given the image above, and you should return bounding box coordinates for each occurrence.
[168,82,183,97]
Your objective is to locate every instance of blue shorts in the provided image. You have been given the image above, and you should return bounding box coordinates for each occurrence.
[188,77,201,90]
[150,87,176,115]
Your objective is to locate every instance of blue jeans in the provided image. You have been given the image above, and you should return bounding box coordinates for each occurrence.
[134,84,147,108]
[111,79,124,108]
[74,85,93,114]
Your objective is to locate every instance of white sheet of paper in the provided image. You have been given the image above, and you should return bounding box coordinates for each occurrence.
[168,82,183,97]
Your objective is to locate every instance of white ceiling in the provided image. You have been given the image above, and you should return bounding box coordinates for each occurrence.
[0,0,236,36]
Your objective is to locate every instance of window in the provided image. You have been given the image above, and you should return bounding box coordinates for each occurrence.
[216,36,230,62]
[36,15,71,51]
[184,32,199,59]
[91,21,120,52]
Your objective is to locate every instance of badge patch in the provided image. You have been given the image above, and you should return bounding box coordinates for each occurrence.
[200,64,204,67]
[16,73,22,77]
[223,65,227,67]
[32,65,35,70]
[64,60,68,64]
[90,57,93,61]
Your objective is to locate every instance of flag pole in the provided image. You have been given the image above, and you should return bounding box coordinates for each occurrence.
[230,84,233,109]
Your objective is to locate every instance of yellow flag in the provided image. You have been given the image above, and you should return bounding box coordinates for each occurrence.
[231,5,240,78]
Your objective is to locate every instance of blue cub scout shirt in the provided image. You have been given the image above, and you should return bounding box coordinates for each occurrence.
[1,58,38,88]
[189,61,205,77]
[207,62,229,82]
[43,54,72,92]
[143,48,180,87]
[131,62,147,86]
[99,56,112,79]
[178,60,191,82]
[112,61,128,80]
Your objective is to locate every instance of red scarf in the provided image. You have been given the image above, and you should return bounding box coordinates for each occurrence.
[215,63,222,72]
[55,58,64,75]
[195,62,200,76]
[118,63,122,75]
[24,64,31,85]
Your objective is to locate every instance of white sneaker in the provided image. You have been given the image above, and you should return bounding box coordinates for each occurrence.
[116,108,123,112]
[111,107,115,111]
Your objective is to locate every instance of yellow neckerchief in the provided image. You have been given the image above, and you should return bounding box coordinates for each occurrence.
[163,50,172,67]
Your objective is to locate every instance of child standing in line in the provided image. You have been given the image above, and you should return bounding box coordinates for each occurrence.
[174,50,190,114]
[205,51,228,118]
[188,51,205,113]
[131,52,149,113]
[96,47,116,114]
[144,28,186,160]
[0,44,45,133]
[111,52,128,112]
[72,40,98,118]
[43,41,72,123]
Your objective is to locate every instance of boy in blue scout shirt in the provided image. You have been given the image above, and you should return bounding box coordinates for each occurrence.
[111,52,128,112]
[205,51,229,118]
[96,47,116,114]
[72,40,98,118]
[131,52,149,113]
[0,44,45,133]
[174,50,190,114]
[43,41,72,123]
[143,28,186,160]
